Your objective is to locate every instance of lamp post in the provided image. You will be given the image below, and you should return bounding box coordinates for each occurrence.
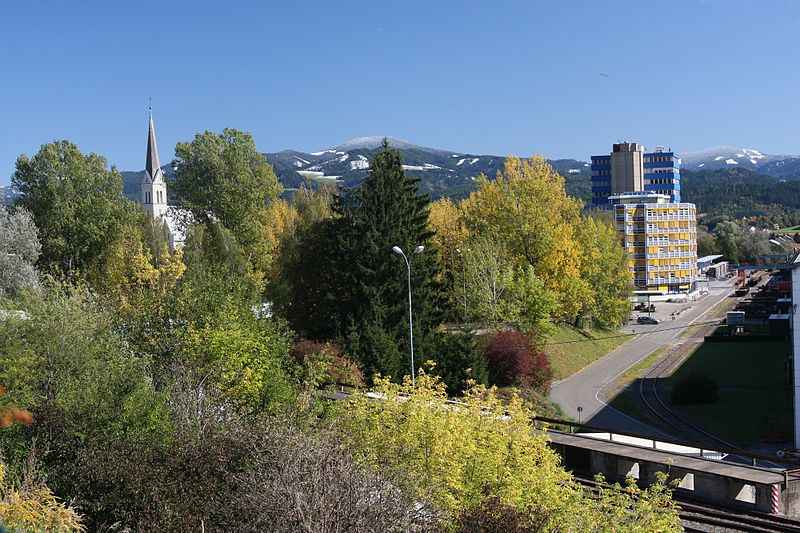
[770,239,790,261]
[392,244,424,385]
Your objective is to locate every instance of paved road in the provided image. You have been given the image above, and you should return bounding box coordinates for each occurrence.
[549,278,738,437]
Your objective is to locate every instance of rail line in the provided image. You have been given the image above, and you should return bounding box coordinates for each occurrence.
[632,312,782,466]
[574,475,800,532]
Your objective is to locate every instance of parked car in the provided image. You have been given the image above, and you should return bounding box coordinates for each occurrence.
[636,316,660,325]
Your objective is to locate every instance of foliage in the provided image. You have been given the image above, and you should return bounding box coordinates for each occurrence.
[482,330,552,391]
[574,216,632,329]
[712,220,771,264]
[340,371,681,531]
[273,141,442,379]
[0,463,84,532]
[459,157,629,331]
[589,473,682,533]
[90,214,186,299]
[340,370,573,522]
[429,198,468,321]
[447,490,545,533]
[0,206,41,297]
[422,330,488,394]
[290,340,365,388]
[0,287,171,514]
[173,128,282,291]
[461,233,515,324]
[12,140,137,276]
[671,372,718,405]
[184,319,296,414]
[233,418,429,532]
[462,157,583,294]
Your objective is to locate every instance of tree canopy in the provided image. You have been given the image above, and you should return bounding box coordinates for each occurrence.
[12,141,137,276]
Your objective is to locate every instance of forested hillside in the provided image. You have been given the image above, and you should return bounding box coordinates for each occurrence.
[681,168,800,228]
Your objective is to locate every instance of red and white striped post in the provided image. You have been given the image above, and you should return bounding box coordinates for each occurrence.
[772,484,781,515]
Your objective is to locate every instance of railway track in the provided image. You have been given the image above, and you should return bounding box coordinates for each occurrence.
[574,475,800,532]
[636,316,756,453]
[679,500,800,532]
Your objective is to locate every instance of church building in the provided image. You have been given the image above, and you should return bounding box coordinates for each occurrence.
[140,110,185,250]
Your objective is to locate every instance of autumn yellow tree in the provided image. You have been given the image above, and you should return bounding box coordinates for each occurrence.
[461,156,583,288]
[340,371,681,531]
[428,198,468,321]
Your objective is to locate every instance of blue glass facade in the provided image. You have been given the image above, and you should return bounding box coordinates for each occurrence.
[642,150,681,202]
[590,155,612,206]
[590,147,680,207]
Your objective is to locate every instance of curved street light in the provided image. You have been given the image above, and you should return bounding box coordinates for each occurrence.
[392,244,424,385]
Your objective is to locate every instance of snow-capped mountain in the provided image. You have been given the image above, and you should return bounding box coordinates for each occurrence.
[117,137,590,203]
[0,185,19,206]
[262,137,590,199]
[681,146,800,179]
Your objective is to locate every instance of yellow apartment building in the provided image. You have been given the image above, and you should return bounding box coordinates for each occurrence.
[609,192,698,295]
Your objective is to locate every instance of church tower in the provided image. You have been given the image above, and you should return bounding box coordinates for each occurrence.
[141,109,168,220]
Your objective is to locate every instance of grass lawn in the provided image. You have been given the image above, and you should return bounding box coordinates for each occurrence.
[668,340,792,446]
[546,326,632,380]
[778,225,800,234]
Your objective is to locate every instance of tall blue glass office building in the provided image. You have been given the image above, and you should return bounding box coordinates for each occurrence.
[591,143,681,207]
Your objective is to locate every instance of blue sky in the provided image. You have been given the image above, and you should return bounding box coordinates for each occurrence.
[1,0,799,185]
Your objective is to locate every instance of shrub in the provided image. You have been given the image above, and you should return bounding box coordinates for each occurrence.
[671,372,718,405]
[291,340,365,388]
[482,330,552,391]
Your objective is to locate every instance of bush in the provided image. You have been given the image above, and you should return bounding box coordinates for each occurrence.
[447,489,546,532]
[482,330,552,391]
[671,372,718,405]
[291,340,365,388]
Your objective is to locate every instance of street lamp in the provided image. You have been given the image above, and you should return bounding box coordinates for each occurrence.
[392,244,424,385]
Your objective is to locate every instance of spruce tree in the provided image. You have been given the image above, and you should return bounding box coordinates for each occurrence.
[334,140,442,379]
[273,140,442,380]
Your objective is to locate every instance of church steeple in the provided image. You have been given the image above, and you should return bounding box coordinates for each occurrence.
[144,107,163,184]
[141,106,168,219]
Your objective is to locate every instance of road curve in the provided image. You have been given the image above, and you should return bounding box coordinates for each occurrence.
[549,278,737,437]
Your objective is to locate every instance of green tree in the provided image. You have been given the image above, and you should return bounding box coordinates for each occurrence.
[0,287,170,520]
[574,216,632,329]
[12,141,137,276]
[273,142,442,379]
[173,129,282,287]
[422,331,488,394]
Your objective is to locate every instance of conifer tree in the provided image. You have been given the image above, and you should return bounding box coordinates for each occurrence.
[334,140,443,378]
[274,141,442,379]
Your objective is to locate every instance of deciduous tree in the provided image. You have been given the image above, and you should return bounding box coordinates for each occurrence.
[0,206,41,297]
[12,141,137,276]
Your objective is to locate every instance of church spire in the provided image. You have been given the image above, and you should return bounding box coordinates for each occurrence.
[145,106,162,183]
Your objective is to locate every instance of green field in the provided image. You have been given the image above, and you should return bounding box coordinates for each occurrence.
[778,225,800,234]
[668,340,792,446]
[545,326,632,380]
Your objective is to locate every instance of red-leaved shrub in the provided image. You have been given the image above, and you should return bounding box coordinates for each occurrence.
[482,330,552,391]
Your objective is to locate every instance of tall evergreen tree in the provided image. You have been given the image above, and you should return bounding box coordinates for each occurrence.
[273,141,442,379]
[334,141,442,378]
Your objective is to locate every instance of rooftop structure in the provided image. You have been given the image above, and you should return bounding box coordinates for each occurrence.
[592,144,681,207]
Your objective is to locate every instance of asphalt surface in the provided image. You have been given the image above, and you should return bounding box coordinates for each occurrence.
[549,278,738,437]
